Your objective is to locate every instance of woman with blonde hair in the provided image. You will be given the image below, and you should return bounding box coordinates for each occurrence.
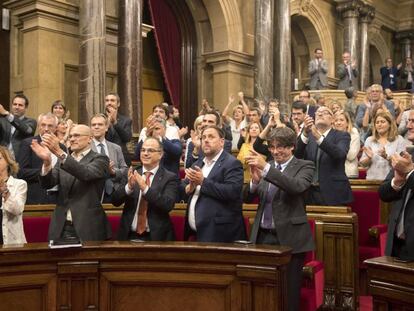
[184,115,204,169]
[0,146,27,244]
[237,121,265,183]
[360,111,407,180]
[333,110,360,178]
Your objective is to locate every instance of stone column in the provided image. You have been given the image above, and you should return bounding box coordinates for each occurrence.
[254,0,274,102]
[273,0,291,115]
[359,5,375,91]
[117,0,143,133]
[337,0,363,85]
[78,0,106,124]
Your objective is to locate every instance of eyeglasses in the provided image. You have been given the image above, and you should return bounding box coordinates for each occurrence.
[68,133,89,139]
[315,111,332,117]
[141,148,162,154]
[268,145,287,151]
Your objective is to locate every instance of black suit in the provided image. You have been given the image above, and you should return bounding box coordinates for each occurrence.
[295,129,353,205]
[105,113,132,165]
[17,135,66,204]
[245,157,315,311]
[40,151,111,241]
[379,165,414,260]
[0,115,37,157]
[112,166,178,241]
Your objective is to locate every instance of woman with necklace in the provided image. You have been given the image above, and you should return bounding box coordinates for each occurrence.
[0,146,27,245]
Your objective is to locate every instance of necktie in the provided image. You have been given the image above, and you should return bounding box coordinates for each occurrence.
[312,147,321,185]
[137,171,152,234]
[98,143,113,195]
[98,143,106,156]
[262,164,282,229]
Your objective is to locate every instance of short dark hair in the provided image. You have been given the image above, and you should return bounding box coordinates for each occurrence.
[143,136,163,151]
[201,125,225,139]
[106,92,120,103]
[291,101,307,113]
[13,94,29,107]
[344,87,355,99]
[250,107,262,116]
[203,110,221,126]
[267,127,296,148]
[152,104,168,116]
[314,48,322,53]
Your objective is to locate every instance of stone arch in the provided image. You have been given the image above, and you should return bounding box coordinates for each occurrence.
[369,29,389,86]
[370,30,389,64]
[291,2,336,78]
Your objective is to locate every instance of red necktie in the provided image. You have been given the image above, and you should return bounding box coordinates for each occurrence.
[137,172,152,234]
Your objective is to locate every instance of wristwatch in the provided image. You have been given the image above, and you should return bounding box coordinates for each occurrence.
[58,152,67,162]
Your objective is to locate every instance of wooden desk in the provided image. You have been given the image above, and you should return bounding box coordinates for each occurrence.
[0,242,291,311]
[366,256,414,310]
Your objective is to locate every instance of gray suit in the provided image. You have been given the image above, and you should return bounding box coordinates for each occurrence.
[40,151,111,241]
[91,140,128,194]
[246,157,315,311]
[0,115,37,157]
[308,58,328,89]
[337,63,358,90]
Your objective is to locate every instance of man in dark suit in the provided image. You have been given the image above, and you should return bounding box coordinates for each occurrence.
[31,124,111,241]
[135,118,182,177]
[104,93,132,165]
[112,137,178,241]
[90,113,128,203]
[380,58,402,91]
[245,126,315,311]
[184,125,246,242]
[17,113,65,204]
[298,90,317,119]
[0,94,37,158]
[379,109,414,261]
[295,106,353,205]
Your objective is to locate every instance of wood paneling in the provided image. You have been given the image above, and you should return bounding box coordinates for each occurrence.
[0,242,290,311]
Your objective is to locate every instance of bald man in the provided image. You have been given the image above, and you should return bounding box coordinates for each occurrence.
[31,124,112,241]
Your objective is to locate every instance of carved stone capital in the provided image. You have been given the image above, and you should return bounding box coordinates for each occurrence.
[395,30,414,41]
[299,0,313,14]
[336,0,364,18]
[359,4,375,23]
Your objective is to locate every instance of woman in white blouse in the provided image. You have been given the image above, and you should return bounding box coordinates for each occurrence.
[360,111,408,181]
[333,110,360,178]
[0,146,27,245]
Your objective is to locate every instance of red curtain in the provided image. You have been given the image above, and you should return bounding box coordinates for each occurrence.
[148,0,181,108]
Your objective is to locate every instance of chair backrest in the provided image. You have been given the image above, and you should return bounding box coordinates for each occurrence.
[23,216,51,243]
[107,215,121,240]
[350,190,381,246]
[171,215,186,241]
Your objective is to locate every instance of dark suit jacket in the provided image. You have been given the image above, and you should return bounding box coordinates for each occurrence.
[0,115,37,157]
[295,129,353,205]
[337,63,358,90]
[379,168,414,260]
[135,138,182,177]
[380,66,400,91]
[105,113,132,164]
[246,157,315,253]
[17,135,66,204]
[40,151,111,241]
[112,166,178,241]
[183,151,246,242]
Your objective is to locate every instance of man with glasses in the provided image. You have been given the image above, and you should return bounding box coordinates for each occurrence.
[31,124,112,241]
[244,126,315,311]
[90,113,128,203]
[135,118,182,177]
[113,137,178,241]
[337,51,358,90]
[295,106,353,206]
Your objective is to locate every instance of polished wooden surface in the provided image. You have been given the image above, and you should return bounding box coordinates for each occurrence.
[366,256,414,310]
[0,242,291,311]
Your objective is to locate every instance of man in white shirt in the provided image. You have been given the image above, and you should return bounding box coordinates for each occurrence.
[184,125,245,242]
[112,137,178,241]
